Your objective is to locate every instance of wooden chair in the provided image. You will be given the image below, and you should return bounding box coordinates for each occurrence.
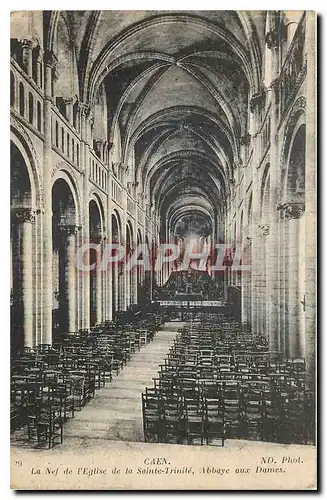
[204,398,225,446]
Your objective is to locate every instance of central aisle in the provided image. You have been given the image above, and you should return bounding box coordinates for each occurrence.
[60,322,181,448]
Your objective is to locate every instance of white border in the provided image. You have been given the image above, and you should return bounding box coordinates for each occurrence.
[1,4,324,498]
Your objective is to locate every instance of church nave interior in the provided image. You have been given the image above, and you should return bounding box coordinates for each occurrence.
[10,10,316,450]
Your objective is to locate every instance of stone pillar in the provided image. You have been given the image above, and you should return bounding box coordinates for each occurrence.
[62,225,78,333]
[132,217,138,305]
[266,17,281,352]
[258,224,269,338]
[106,177,113,320]
[42,50,57,345]
[79,103,90,329]
[120,195,127,311]
[130,243,138,306]
[12,208,35,347]
[283,203,305,357]
[118,266,125,311]
[278,212,288,354]
[125,255,131,309]
[114,259,119,314]
[19,38,34,77]
[249,96,264,335]
[36,48,43,88]
[95,239,103,325]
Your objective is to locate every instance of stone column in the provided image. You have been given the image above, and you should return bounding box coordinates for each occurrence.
[106,176,113,320]
[283,203,305,357]
[130,248,138,305]
[62,225,78,333]
[121,198,127,311]
[249,94,264,335]
[132,216,138,305]
[118,265,125,311]
[95,238,103,325]
[278,211,288,354]
[79,103,90,329]
[266,18,281,352]
[42,50,57,345]
[257,224,269,338]
[12,208,35,347]
[125,252,131,309]
[19,38,34,78]
[36,47,43,88]
[114,259,119,314]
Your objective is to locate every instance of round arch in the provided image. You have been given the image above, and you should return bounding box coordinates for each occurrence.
[111,208,122,243]
[89,192,106,236]
[11,126,42,210]
[280,97,306,200]
[51,169,82,226]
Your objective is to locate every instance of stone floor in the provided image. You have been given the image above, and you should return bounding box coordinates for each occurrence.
[11,322,182,450]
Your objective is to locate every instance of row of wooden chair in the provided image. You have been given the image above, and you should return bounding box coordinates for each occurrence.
[142,317,314,445]
[11,313,164,448]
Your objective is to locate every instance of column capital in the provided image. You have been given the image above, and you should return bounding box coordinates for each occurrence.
[265,11,286,50]
[277,202,305,219]
[90,229,103,243]
[43,50,58,69]
[11,207,36,224]
[77,102,89,116]
[60,224,81,236]
[258,223,269,236]
[18,37,36,50]
[62,97,74,106]
[265,30,280,50]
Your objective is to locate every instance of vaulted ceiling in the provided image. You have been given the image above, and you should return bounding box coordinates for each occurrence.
[46,11,266,239]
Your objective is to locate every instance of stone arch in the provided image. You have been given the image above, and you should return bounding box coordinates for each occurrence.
[51,176,79,335]
[280,96,306,201]
[11,138,39,352]
[285,122,306,205]
[89,191,106,237]
[112,208,122,243]
[11,122,42,210]
[51,168,82,226]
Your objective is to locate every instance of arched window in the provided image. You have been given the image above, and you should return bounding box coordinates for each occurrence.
[28,93,34,124]
[37,101,41,131]
[73,101,79,131]
[19,82,25,116]
[55,121,59,147]
[72,138,75,162]
[76,143,79,166]
[10,71,15,107]
[67,133,70,158]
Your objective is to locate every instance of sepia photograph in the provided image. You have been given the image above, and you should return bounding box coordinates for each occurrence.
[9,9,317,490]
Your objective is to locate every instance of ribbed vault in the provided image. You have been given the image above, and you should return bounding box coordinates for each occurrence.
[46,10,265,242]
